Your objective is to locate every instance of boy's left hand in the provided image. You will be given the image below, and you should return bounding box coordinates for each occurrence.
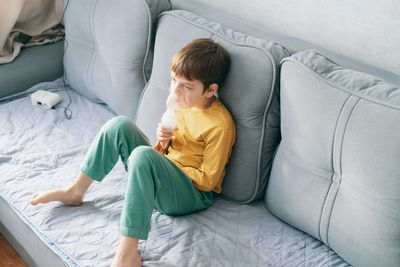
[157,123,178,147]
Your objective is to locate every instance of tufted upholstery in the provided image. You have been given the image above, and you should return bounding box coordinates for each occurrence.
[62,0,171,117]
[135,10,289,203]
[266,50,400,267]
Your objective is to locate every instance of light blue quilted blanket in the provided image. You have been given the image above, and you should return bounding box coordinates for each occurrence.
[0,79,350,266]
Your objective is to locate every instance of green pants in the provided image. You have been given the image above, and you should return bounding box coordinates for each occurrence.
[80,116,214,240]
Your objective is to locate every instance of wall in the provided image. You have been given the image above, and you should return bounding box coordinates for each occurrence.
[171,0,400,78]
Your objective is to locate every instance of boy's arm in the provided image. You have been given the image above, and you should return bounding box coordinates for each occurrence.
[180,127,235,192]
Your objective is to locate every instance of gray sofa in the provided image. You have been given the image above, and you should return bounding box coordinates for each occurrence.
[0,1,399,266]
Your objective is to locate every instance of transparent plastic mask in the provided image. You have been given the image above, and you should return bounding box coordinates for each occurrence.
[161,92,178,130]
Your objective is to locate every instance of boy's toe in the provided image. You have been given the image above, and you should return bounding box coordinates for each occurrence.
[29,193,40,205]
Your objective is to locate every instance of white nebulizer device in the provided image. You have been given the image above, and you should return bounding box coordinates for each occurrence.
[31,90,62,109]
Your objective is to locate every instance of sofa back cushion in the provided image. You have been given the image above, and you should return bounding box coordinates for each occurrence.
[266,49,400,267]
[63,0,171,117]
[135,10,289,203]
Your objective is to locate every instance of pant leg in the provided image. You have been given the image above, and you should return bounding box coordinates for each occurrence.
[120,146,214,240]
[80,115,151,181]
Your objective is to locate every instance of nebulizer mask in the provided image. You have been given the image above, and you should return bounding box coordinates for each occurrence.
[160,92,178,152]
[161,93,178,130]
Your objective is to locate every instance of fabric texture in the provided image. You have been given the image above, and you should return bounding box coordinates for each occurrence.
[135,10,289,203]
[81,116,213,240]
[62,0,171,117]
[0,41,63,99]
[266,49,400,267]
[154,99,236,193]
[0,0,64,64]
[81,116,151,180]
[0,79,350,266]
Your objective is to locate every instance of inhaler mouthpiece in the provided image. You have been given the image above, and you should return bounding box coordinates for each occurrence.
[161,109,177,130]
[161,93,178,130]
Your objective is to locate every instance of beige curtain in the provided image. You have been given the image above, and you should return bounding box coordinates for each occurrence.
[0,0,64,64]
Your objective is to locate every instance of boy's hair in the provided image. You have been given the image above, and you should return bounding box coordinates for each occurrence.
[171,38,230,92]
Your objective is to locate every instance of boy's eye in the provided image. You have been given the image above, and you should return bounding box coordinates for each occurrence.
[183,84,192,89]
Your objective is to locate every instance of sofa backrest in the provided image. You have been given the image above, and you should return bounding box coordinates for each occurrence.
[62,0,171,117]
[134,10,289,203]
[266,50,400,267]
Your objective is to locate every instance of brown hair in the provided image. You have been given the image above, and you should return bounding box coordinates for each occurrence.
[171,38,230,92]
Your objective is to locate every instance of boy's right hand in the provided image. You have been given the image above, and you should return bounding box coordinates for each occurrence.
[156,123,177,147]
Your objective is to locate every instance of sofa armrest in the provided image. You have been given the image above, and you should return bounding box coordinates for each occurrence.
[0,41,64,99]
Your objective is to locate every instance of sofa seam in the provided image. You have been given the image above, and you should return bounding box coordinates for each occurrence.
[162,11,288,56]
[87,0,98,97]
[299,48,399,89]
[318,95,351,242]
[133,80,151,124]
[325,97,361,246]
[282,57,400,111]
[141,0,153,85]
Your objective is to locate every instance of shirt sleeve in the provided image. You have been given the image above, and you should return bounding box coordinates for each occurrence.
[154,140,162,152]
[180,127,235,192]
[154,140,169,155]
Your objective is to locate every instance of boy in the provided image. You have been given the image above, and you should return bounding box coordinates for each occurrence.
[30,38,235,267]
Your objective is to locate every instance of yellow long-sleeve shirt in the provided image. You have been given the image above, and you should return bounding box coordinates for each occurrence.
[155,99,235,193]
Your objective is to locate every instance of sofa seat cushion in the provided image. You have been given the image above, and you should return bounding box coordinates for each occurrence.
[63,0,171,117]
[135,10,289,203]
[0,79,349,266]
[266,49,400,267]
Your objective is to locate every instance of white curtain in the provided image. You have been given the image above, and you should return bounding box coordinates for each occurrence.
[0,0,64,64]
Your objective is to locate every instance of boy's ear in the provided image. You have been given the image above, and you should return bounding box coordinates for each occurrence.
[205,83,218,97]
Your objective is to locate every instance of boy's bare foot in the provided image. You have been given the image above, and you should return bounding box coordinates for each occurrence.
[110,252,142,267]
[111,236,141,267]
[30,172,93,206]
[29,188,83,206]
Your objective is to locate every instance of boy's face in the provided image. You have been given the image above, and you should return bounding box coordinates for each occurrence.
[169,71,216,109]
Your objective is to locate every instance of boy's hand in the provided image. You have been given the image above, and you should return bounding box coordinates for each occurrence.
[157,123,177,147]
